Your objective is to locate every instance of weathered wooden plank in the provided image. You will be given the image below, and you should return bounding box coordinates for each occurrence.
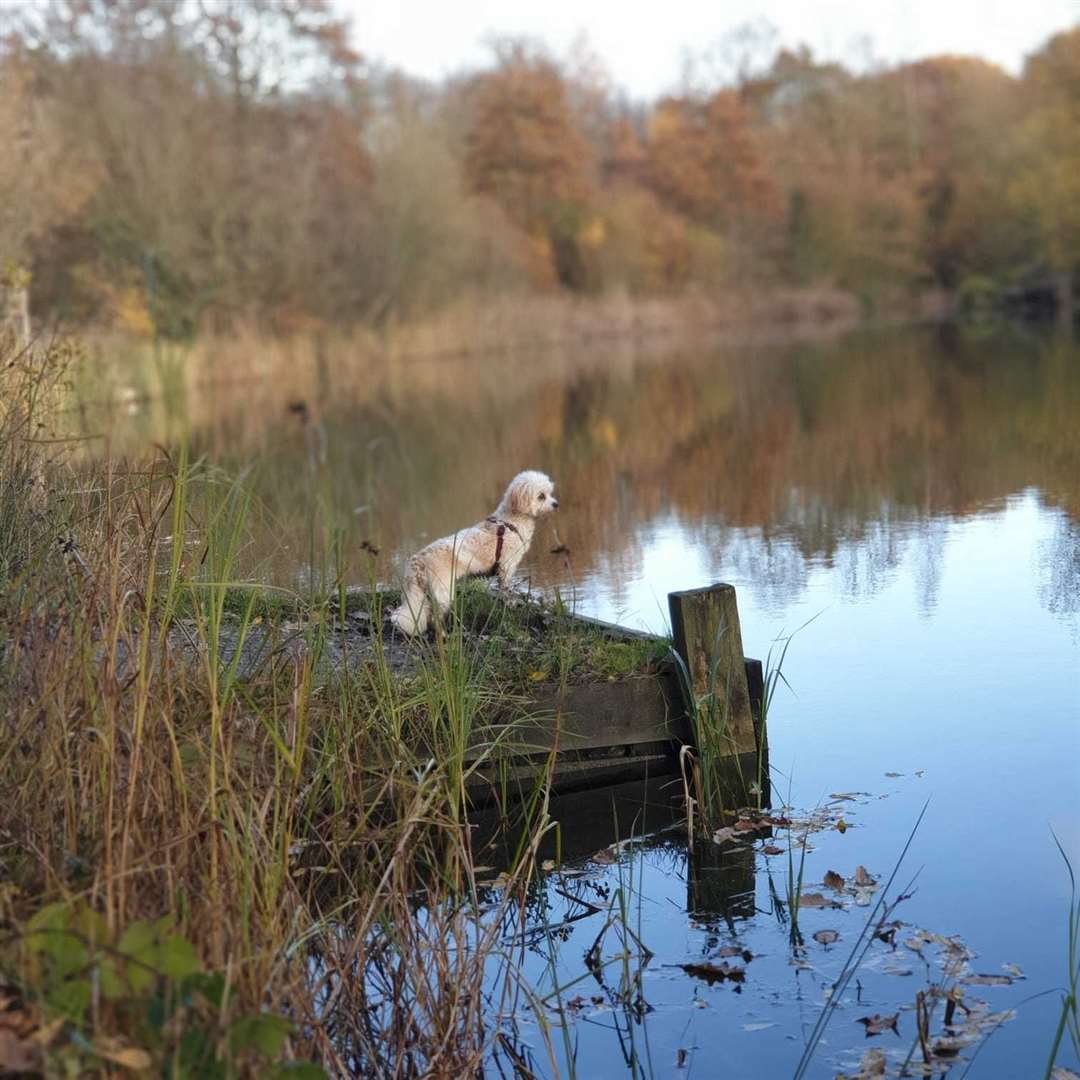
[466,671,686,761]
[668,583,756,756]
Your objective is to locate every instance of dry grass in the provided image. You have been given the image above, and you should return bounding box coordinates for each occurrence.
[0,337,572,1077]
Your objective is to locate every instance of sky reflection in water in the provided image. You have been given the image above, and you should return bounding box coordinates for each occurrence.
[548,490,1079,1076]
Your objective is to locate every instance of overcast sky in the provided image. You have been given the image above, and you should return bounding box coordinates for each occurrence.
[345,0,1079,96]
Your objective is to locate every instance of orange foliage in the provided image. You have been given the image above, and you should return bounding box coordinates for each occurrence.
[464,51,591,234]
[645,91,778,227]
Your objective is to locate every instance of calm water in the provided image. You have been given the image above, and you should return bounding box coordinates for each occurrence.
[100,322,1080,1076]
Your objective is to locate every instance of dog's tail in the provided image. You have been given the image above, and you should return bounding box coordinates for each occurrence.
[390,577,430,636]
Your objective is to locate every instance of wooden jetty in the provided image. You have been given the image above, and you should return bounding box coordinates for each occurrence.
[468,582,767,807]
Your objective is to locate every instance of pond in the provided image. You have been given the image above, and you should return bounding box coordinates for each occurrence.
[93,321,1080,1077]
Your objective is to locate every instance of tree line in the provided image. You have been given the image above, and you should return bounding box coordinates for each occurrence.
[1,0,1077,338]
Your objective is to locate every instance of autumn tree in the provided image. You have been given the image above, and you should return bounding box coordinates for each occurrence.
[890,57,1021,289]
[464,44,593,289]
[645,90,777,228]
[1010,28,1080,291]
[751,49,927,291]
[2,0,371,334]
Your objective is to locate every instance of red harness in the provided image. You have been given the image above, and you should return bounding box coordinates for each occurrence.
[486,516,521,577]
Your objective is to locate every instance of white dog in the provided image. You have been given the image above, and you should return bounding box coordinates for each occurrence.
[390,470,559,636]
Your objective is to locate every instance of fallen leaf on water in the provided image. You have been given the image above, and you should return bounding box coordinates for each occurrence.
[762,844,785,856]
[716,945,754,962]
[838,1048,886,1078]
[830,792,858,801]
[874,921,901,946]
[857,1013,899,1037]
[1003,963,1025,979]
[541,859,556,872]
[798,892,840,910]
[960,974,1012,986]
[915,769,925,777]
[931,1036,966,1058]
[813,929,839,945]
[884,771,903,777]
[592,846,618,865]
[904,930,935,952]
[681,961,745,984]
[824,870,845,891]
[836,819,849,833]
[854,865,877,887]
[711,827,738,845]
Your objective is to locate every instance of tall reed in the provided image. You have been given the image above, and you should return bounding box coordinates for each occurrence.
[1045,830,1080,1078]
[0,336,564,1076]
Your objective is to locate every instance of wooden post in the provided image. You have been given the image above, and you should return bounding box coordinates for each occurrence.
[668,583,756,756]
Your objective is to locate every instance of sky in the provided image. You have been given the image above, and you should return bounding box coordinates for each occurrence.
[344,0,1079,97]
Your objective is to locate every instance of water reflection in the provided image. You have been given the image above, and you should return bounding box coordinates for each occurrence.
[84,321,1079,1076]
[87,323,1079,633]
[1040,512,1080,628]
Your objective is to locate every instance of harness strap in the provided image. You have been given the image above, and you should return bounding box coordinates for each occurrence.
[486,516,521,576]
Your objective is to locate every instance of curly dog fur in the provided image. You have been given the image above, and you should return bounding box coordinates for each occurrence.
[390,470,558,636]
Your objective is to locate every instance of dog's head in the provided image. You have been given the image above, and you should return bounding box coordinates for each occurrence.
[502,470,558,518]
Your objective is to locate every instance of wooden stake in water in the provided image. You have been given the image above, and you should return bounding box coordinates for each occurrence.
[669,583,757,756]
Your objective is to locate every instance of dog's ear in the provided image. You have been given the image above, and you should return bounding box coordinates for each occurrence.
[507,475,531,516]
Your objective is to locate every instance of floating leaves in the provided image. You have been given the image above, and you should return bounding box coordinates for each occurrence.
[837,1048,886,1078]
[854,865,876,887]
[960,973,1013,986]
[798,892,842,910]
[564,994,605,1013]
[716,945,754,963]
[813,929,839,945]
[815,867,879,907]
[857,1012,899,1037]
[874,920,902,946]
[680,961,746,984]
